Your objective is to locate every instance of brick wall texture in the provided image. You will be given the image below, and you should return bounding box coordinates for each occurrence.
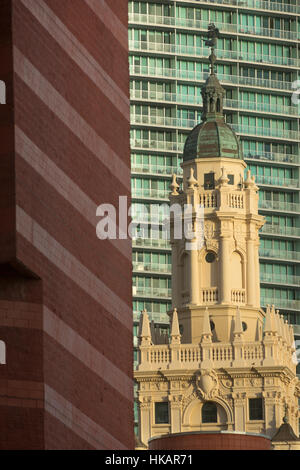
[0,0,133,450]
[149,433,272,451]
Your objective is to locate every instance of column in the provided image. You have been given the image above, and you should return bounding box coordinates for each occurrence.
[139,398,152,447]
[219,237,231,303]
[246,239,256,306]
[232,393,246,432]
[171,242,180,308]
[255,242,261,308]
[170,396,182,434]
[189,247,199,304]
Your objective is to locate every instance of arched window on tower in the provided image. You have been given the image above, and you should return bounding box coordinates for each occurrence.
[0,340,6,364]
[202,402,218,423]
[209,97,214,112]
[216,98,221,113]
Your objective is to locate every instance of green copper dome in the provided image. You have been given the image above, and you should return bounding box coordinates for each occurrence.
[183,119,243,161]
[183,26,243,162]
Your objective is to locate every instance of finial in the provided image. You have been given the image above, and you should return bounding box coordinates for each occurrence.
[205,24,219,75]
[283,403,289,424]
[170,308,181,345]
[187,167,198,189]
[234,306,244,337]
[170,174,180,195]
[219,167,229,187]
[201,307,212,341]
[139,309,152,345]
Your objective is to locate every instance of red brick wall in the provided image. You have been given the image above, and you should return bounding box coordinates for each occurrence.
[0,0,133,450]
[0,0,15,262]
[149,433,272,451]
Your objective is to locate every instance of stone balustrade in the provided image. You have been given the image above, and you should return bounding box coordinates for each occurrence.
[198,191,218,208]
[231,289,246,304]
[201,288,218,304]
[138,338,295,371]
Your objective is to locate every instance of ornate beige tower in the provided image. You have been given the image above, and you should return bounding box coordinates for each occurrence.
[134,27,300,450]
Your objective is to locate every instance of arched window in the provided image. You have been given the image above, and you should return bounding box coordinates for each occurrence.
[202,402,217,423]
[216,98,221,113]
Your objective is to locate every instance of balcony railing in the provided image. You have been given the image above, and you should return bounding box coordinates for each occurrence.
[132,238,171,250]
[129,65,294,92]
[243,152,299,165]
[259,247,300,262]
[130,89,203,106]
[132,187,169,200]
[129,13,299,41]
[133,261,171,274]
[260,224,300,238]
[226,99,299,117]
[260,272,300,286]
[130,143,299,167]
[131,115,299,141]
[130,89,300,117]
[129,40,300,68]
[259,199,299,213]
[130,138,184,153]
[177,0,300,15]
[133,286,172,299]
[133,310,169,324]
[254,174,300,188]
[232,124,299,141]
[261,297,300,311]
[131,163,183,177]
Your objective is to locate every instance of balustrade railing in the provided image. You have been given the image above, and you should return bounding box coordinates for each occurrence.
[231,289,246,304]
[202,288,218,304]
[199,191,218,208]
[228,193,244,209]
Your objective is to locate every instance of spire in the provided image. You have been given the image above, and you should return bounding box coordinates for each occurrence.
[264,304,273,335]
[201,307,212,343]
[201,24,225,122]
[170,308,181,345]
[234,306,244,336]
[289,324,295,348]
[139,310,152,346]
[275,309,283,339]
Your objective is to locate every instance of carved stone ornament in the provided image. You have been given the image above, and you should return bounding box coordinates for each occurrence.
[204,221,214,240]
[196,369,219,400]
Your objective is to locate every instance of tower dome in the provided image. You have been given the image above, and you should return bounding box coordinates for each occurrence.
[183,27,243,162]
[183,119,243,161]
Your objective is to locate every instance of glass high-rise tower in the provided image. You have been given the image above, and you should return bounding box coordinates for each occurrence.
[129,0,300,432]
